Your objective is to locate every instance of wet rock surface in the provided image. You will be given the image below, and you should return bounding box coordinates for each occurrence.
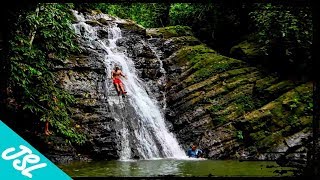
[51,53,120,162]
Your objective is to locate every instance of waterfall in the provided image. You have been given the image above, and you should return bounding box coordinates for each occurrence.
[72,10,187,160]
[145,39,167,111]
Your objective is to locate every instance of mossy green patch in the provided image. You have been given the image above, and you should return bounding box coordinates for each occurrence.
[207,73,258,105]
[117,22,146,35]
[189,67,255,91]
[245,82,312,122]
[174,45,247,84]
[179,67,257,109]
[185,85,227,108]
[209,110,228,126]
[300,116,312,127]
[279,117,312,138]
[192,60,241,83]
[250,130,267,142]
[254,75,279,93]
[253,80,300,109]
[230,40,263,60]
[174,44,216,65]
[146,25,193,39]
[224,71,260,91]
[239,82,312,150]
[265,80,298,95]
[226,67,257,76]
[221,103,246,120]
[166,36,200,44]
[257,130,284,149]
[177,71,256,114]
[172,90,204,108]
[208,104,224,114]
[206,84,256,126]
[234,95,255,113]
[214,116,227,125]
[221,84,253,105]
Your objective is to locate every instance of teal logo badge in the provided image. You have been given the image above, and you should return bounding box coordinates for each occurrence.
[0,120,72,179]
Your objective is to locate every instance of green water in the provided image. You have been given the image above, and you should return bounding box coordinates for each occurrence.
[59,159,296,177]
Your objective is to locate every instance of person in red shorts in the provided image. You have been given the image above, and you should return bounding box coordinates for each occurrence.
[111,66,127,96]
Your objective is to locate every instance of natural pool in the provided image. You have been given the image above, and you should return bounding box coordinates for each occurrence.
[59,159,296,177]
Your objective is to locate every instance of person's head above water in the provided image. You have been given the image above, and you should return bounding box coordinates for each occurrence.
[191,145,196,150]
[114,66,120,71]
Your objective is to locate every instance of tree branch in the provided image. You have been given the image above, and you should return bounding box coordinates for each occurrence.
[29,4,40,48]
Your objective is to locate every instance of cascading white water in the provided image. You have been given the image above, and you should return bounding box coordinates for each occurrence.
[72,10,187,160]
[145,40,168,111]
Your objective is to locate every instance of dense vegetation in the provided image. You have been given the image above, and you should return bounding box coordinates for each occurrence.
[249,4,312,77]
[75,3,170,28]
[5,3,86,144]
[83,2,312,79]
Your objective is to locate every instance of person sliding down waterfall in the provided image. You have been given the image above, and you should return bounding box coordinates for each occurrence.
[111,66,127,96]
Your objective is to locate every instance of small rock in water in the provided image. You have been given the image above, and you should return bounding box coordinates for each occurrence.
[273,169,288,175]
[98,18,111,25]
[133,155,140,160]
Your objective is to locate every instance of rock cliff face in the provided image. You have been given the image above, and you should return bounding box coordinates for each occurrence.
[45,10,312,168]
[146,26,312,167]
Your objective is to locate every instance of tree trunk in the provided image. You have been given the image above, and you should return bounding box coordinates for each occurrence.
[29,4,40,48]
[158,3,170,27]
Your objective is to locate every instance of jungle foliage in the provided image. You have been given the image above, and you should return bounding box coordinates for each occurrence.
[87,2,312,79]
[7,3,86,144]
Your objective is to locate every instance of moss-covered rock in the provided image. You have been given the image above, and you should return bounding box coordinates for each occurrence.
[97,18,111,25]
[117,21,146,36]
[238,83,312,150]
[158,24,312,163]
[146,25,193,39]
[162,36,201,57]
[169,44,248,86]
[230,40,264,64]
[165,36,199,45]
